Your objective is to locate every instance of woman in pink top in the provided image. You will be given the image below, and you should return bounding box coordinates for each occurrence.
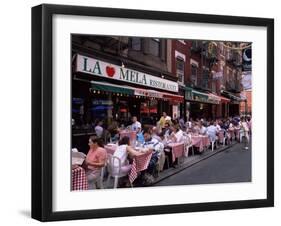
[84,136,107,189]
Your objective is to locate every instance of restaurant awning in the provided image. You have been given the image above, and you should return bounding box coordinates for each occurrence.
[91,81,184,103]
[134,88,163,98]
[184,87,219,104]
[162,92,184,103]
[221,90,244,102]
[90,81,134,95]
[134,87,184,103]
[219,96,231,103]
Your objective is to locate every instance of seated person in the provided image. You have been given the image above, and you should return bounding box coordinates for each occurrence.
[84,136,107,189]
[113,136,141,176]
[192,122,201,135]
[170,124,184,143]
[162,122,172,137]
[151,126,162,142]
[136,130,145,144]
[108,120,120,142]
[198,122,207,135]
[206,121,217,142]
[142,128,164,176]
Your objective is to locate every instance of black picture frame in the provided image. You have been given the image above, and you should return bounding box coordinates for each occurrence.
[32,4,274,222]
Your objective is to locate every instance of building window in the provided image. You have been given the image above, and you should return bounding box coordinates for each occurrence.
[176,57,185,85]
[212,82,216,92]
[150,38,160,56]
[191,40,200,50]
[131,37,141,51]
[191,64,198,85]
[202,69,209,88]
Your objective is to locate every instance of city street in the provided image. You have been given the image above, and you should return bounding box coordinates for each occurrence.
[154,142,251,186]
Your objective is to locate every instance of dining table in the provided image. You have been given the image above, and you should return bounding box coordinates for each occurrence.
[128,150,153,184]
[167,142,185,163]
[191,134,210,152]
[71,166,88,190]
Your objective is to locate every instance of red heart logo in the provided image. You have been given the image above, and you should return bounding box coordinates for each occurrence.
[106,66,115,77]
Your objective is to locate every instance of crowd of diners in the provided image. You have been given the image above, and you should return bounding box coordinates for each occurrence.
[73,112,252,189]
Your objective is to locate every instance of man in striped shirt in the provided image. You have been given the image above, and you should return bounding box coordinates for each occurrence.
[142,128,164,175]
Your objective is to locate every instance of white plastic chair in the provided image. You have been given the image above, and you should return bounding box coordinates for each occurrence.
[182,133,193,157]
[106,154,130,189]
[210,136,217,152]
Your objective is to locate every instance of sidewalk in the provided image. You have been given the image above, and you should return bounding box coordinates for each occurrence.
[152,141,239,185]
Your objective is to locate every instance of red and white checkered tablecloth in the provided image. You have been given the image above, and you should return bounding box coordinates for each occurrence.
[72,166,88,191]
[191,136,204,152]
[201,136,210,147]
[218,131,225,143]
[191,135,210,152]
[129,151,152,184]
[168,143,185,163]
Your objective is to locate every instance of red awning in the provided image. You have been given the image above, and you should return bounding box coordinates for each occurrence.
[163,93,184,103]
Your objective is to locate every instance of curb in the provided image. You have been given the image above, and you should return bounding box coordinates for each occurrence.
[152,142,238,185]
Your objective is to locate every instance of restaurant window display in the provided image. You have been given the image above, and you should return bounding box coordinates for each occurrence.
[115,99,131,127]
[140,99,158,126]
[91,99,113,123]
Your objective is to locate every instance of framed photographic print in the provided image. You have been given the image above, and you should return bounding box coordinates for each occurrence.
[31,4,274,221]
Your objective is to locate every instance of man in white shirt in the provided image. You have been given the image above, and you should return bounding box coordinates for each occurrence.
[94,121,104,137]
[171,124,184,143]
[131,116,142,132]
[199,122,207,135]
[206,121,217,142]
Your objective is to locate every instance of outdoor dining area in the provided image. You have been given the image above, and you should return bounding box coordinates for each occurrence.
[71,115,251,190]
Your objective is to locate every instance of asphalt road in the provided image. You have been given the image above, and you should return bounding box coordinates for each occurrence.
[154,142,251,186]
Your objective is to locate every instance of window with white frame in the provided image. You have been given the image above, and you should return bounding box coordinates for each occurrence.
[150,38,160,56]
[202,68,209,89]
[176,57,185,85]
[191,64,198,86]
[131,37,141,51]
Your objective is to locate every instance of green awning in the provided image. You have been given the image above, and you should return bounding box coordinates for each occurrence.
[184,86,217,104]
[184,86,193,100]
[90,81,134,95]
[222,90,243,102]
[192,90,209,99]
